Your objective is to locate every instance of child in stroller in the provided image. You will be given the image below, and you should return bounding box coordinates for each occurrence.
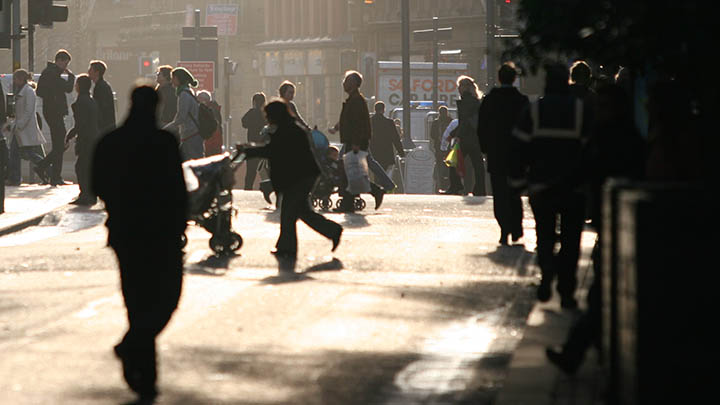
[310,144,367,212]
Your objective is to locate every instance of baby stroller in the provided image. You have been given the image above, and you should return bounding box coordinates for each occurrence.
[308,128,366,211]
[180,150,246,255]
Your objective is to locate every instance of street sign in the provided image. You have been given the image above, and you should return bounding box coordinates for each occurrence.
[177,61,215,92]
[413,27,452,42]
[206,4,238,36]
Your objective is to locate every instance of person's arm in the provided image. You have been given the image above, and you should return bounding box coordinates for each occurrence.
[509,102,533,189]
[163,92,193,134]
[441,119,459,151]
[62,71,75,93]
[241,109,252,128]
[237,142,271,160]
[391,122,406,157]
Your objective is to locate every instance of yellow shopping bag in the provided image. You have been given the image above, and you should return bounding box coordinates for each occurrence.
[443,141,461,168]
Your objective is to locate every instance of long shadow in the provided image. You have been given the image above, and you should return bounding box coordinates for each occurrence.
[462,195,490,205]
[483,244,535,277]
[184,253,240,276]
[337,212,370,228]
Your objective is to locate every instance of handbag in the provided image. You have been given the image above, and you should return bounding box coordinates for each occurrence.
[343,150,371,194]
[444,141,461,168]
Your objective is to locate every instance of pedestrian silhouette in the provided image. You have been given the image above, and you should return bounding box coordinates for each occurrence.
[545,82,646,374]
[455,75,487,196]
[35,49,76,186]
[155,65,177,128]
[510,63,594,309]
[163,67,203,161]
[92,85,188,404]
[430,105,453,192]
[241,92,267,190]
[65,74,99,206]
[88,60,116,136]
[238,99,343,259]
[369,101,405,177]
[477,62,529,244]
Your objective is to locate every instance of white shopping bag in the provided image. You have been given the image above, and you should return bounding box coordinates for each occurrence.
[343,150,371,194]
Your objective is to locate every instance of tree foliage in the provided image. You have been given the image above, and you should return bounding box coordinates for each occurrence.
[508,0,714,83]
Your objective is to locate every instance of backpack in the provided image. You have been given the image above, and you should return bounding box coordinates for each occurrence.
[185,91,218,140]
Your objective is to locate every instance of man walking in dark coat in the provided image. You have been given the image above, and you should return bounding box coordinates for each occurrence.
[510,63,593,309]
[92,86,187,405]
[241,92,267,190]
[35,49,75,186]
[155,65,176,127]
[88,60,116,136]
[478,62,529,245]
[65,75,99,206]
[369,101,405,174]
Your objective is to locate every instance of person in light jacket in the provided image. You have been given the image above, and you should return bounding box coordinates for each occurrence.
[6,69,48,185]
[163,67,202,161]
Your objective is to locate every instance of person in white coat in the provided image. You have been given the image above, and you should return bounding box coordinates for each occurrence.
[5,69,48,185]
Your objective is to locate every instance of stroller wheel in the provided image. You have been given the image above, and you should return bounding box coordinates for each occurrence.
[210,232,243,255]
[179,233,188,249]
[335,198,344,209]
[311,197,319,208]
[320,198,333,211]
[354,197,366,211]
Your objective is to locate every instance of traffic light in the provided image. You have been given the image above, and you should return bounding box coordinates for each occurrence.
[497,0,515,28]
[139,56,153,76]
[0,0,10,49]
[29,0,68,27]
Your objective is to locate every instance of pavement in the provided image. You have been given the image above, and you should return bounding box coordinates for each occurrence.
[0,183,605,404]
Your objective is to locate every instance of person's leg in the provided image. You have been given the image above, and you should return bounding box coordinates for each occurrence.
[366,151,394,190]
[7,136,21,185]
[275,186,302,255]
[508,181,524,241]
[244,158,260,190]
[556,192,585,307]
[490,173,510,243]
[45,114,67,182]
[114,245,182,401]
[530,193,558,302]
[465,144,486,196]
[296,177,343,240]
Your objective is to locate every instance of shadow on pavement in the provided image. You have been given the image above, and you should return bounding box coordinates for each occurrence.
[483,245,535,277]
[184,253,241,276]
[303,258,343,273]
[461,196,490,205]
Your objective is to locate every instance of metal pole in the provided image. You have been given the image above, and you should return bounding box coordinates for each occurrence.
[486,0,496,89]
[401,0,410,141]
[11,0,20,71]
[432,16,438,111]
[28,24,34,72]
[224,57,231,150]
[194,8,201,60]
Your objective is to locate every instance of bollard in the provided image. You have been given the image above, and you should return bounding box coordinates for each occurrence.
[612,183,709,405]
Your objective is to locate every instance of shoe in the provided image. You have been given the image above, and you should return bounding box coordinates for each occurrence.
[50,179,72,186]
[270,248,297,259]
[439,188,463,195]
[511,231,523,243]
[545,346,583,375]
[537,281,552,302]
[499,232,510,245]
[372,188,385,210]
[33,166,50,184]
[561,296,578,310]
[259,180,273,204]
[331,228,343,252]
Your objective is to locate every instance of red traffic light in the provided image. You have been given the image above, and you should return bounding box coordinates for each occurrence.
[142,60,151,67]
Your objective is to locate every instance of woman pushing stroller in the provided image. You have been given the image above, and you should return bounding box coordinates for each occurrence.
[236,99,343,259]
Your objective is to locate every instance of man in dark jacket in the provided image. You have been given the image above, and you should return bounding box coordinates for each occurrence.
[241,92,267,190]
[88,60,116,136]
[478,62,529,245]
[155,65,176,127]
[510,63,593,309]
[35,49,75,186]
[369,101,405,172]
[331,71,385,212]
[65,75,99,206]
[92,85,187,405]
[238,100,342,258]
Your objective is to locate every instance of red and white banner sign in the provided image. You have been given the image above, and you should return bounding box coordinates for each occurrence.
[177,61,215,92]
[206,4,239,36]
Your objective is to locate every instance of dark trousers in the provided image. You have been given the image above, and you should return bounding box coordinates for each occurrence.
[490,173,523,239]
[244,157,260,190]
[112,242,183,399]
[529,190,585,299]
[277,176,342,254]
[460,140,486,196]
[74,145,94,200]
[37,111,67,181]
[0,138,7,213]
[8,136,45,184]
[563,238,602,359]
